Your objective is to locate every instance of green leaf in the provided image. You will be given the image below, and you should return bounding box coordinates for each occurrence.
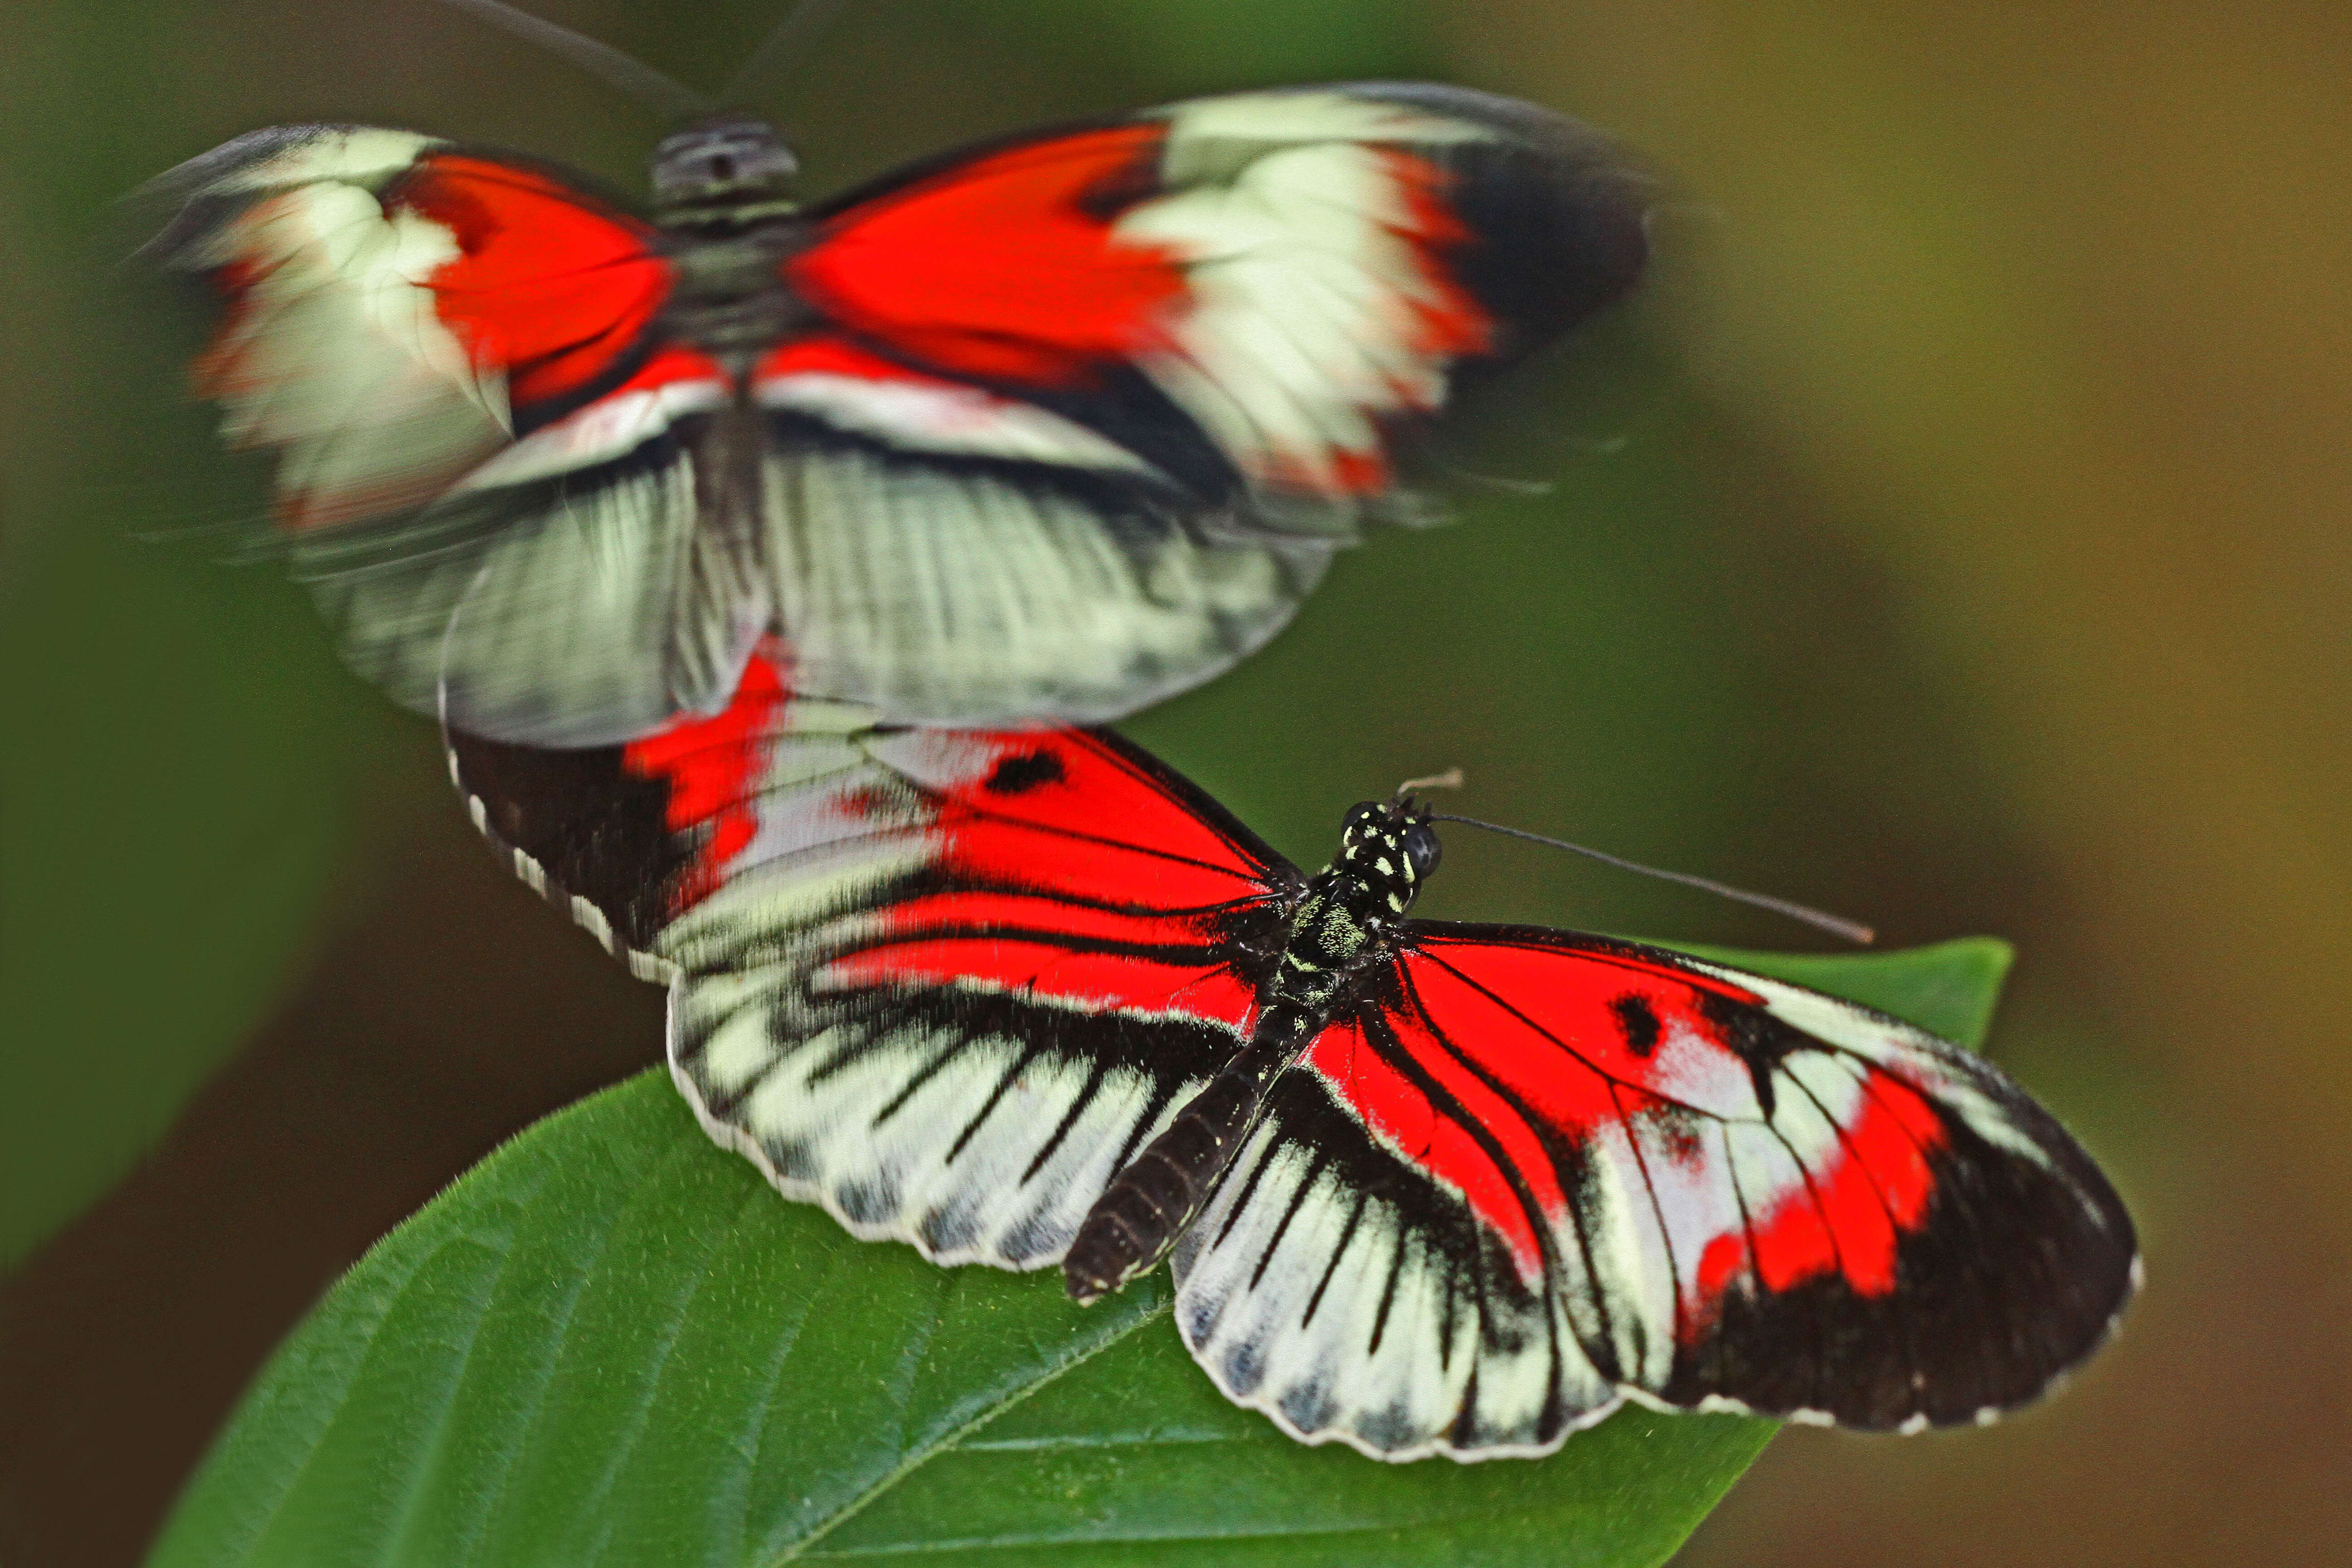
[0,527,376,1270]
[150,941,2007,1568]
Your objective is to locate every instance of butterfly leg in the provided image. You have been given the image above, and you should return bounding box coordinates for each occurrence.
[1064,1008,1317,1303]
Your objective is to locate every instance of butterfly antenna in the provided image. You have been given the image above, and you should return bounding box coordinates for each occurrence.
[431,0,714,123]
[1427,812,1877,946]
[720,0,851,108]
[1433,462,1557,497]
[1392,768,1465,807]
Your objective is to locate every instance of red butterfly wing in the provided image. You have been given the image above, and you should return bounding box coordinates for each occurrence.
[1171,925,2136,1458]
[741,85,1651,725]
[158,127,676,529]
[382,152,671,418]
[791,125,1183,389]
[787,87,1648,504]
[449,652,1299,1268]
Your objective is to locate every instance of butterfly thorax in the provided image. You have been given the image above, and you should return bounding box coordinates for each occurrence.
[1063,798,1443,1302]
[652,118,815,366]
[1262,802,1439,1020]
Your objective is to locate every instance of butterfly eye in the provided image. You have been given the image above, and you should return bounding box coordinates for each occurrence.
[653,121,799,208]
[1404,824,1442,879]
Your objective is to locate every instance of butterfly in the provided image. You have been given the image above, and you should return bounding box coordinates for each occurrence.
[148,69,1652,745]
[451,651,2139,1461]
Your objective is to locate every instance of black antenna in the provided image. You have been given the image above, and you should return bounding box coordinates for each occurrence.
[431,0,714,122]
[720,0,850,109]
[1428,812,1877,946]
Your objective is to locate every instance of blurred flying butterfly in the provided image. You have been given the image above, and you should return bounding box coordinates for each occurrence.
[145,0,1653,744]
[451,650,2139,1461]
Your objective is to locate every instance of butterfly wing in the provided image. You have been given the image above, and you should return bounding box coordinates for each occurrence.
[449,653,1301,1267]
[1171,925,2137,1460]
[152,125,756,742]
[150,124,685,522]
[158,92,1647,736]
[757,84,1652,722]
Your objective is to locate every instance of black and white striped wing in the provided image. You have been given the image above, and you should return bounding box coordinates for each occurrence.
[310,429,769,745]
[450,656,1301,1267]
[754,421,1332,725]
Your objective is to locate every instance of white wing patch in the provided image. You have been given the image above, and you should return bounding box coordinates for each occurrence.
[1173,1106,1623,1462]
[191,171,509,527]
[1117,93,1499,500]
[1682,958,2058,1170]
[187,125,442,193]
[1151,93,1494,169]
[679,993,1189,1269]
[460,377,729,490]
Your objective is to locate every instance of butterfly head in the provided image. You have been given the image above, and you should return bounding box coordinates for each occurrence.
[653,117,800,223]
[1329,799,1442,918]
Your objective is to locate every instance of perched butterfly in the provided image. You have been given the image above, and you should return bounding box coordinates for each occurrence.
[148,26,1651,743]
[452,652,2138,1461]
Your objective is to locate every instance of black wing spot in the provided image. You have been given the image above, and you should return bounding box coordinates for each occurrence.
[1609,992,1661,1058]
[984,750,1066,795]
[1699,990,1807,1120]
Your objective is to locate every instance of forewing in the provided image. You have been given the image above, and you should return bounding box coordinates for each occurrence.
[152,127,761,743]
[794,85,1650,513]
[151,125,672,528]
[757,84,1648,722]
[1172,926,2136,1460]
[449,655,1298,1268]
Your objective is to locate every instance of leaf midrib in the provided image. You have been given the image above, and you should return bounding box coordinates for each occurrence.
[773,1297,1175,1566]
[951,1429,1251,1452]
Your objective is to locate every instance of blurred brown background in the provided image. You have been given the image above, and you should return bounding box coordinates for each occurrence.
[2,1,2345,1564]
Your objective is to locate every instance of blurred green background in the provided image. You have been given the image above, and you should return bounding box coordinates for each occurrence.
[2,1,2344,1563]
